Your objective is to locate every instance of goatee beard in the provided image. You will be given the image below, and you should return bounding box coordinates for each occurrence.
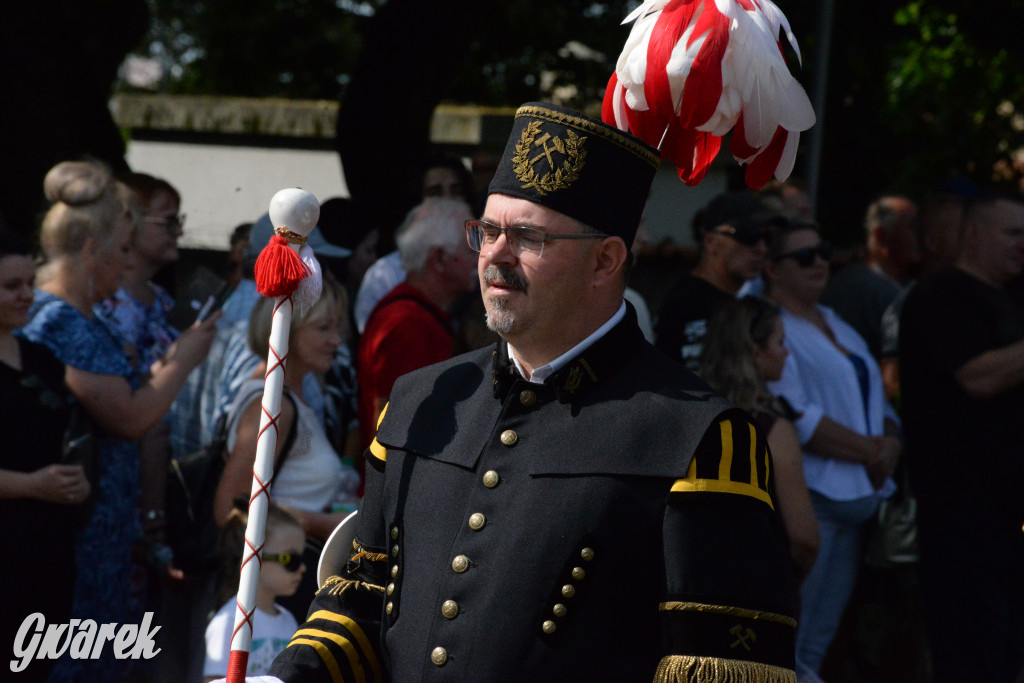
[485,297,515,334]
[482,265,524,334]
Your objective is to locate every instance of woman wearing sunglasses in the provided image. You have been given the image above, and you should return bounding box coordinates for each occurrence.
[762,221,902,678]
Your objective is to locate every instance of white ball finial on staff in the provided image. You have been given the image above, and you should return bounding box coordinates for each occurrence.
[226,188,321,683]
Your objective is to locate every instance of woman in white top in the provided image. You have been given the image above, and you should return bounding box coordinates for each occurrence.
[762,222,902,677]
[214,275,360,621]
[215,275,360,535]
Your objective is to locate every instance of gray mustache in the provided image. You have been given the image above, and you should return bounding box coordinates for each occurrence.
[483,265,528,293]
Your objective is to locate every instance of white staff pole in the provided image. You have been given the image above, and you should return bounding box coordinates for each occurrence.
[226,188,320,682]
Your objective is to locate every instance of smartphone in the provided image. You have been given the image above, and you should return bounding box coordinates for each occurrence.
[195,295,219,323]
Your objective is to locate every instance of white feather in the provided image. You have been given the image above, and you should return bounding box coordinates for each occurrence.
[774,129,800,181]
[612,79,630,131]
[291,245,322,315]
[756,0,803,65]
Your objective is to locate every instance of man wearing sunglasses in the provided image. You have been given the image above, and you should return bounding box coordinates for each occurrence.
[655,192,785,372]
[267,103,797,682]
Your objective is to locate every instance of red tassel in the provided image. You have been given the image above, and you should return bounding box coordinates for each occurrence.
[254,235,308,297]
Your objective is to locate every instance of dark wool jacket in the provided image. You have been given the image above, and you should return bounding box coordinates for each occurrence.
[271,307,797,683]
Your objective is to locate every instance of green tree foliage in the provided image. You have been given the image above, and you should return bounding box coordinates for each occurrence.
[137,0,376,99]
[883,1,1024,194]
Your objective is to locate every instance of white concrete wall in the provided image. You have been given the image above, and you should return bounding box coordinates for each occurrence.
[125,140,348,250]
[127,138,726,252]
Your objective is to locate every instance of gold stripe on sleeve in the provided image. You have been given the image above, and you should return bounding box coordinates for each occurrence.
[670,476,774,509]
[292,628,366,683]
[748,422,758,486]
[288,637,345,683]
[659,601,797,627]
[309,610,383,682]
[718,419,734,481]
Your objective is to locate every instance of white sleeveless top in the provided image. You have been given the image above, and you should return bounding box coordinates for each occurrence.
[227,379,361,513]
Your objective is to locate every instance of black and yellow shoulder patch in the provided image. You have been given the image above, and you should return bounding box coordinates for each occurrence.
[368,403,388,464]
[670,413,774,510]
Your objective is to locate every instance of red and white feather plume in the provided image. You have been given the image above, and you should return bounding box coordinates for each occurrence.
[602,0,815,188]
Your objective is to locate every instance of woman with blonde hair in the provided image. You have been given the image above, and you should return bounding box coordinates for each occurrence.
[699,296,820,581]
[20,160,220,681]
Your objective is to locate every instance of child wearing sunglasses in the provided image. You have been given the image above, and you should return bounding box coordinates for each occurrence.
[203,504,306,681]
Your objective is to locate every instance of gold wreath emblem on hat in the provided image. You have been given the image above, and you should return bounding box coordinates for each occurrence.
[512,121,587,196]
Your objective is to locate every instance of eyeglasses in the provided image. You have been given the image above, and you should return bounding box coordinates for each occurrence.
[773,242,832,267]
[712,226,770,247]
[466,219,606,258]
[141,214,186,232]
[263,552,304,572]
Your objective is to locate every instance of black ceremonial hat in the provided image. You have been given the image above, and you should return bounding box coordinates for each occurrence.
[488,102,659,247]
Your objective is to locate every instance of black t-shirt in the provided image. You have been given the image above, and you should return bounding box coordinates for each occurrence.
[899,268,1024,510]
[0,338,75,548]
[654,274,734,371]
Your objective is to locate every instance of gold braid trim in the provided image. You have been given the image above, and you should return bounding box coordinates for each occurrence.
[351,538,388,563]
[654,656,796,683]
[659,602,797,628]
[515,104,660,168]
[275,226,308,245]
[316,576,386,597]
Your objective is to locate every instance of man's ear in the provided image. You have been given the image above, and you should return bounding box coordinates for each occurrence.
[591,237,628,288]
[426,246,447,272]
[701,230,719,254]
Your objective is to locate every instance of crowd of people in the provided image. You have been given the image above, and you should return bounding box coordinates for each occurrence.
[1,120,1023,682]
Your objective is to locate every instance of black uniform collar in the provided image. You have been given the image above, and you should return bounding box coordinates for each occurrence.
[492,302,645,403]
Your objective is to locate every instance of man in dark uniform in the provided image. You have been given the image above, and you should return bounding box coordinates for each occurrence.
[267,103,797,682]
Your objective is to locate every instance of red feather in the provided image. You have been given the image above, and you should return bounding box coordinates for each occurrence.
[729,114,761,161]
[601,73,621,127]
[645,0,699,123]
[625,99,670,155]
[744,127,789,189]
[676,4,730,128]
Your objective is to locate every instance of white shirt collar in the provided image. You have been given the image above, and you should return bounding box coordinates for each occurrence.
[509,301,627,384]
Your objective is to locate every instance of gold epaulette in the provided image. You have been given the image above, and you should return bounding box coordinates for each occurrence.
[670,417,775,510]
[654,655,796,683]
[317,575,386,598]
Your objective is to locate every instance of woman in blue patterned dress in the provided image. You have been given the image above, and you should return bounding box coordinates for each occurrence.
[19,161,220,681]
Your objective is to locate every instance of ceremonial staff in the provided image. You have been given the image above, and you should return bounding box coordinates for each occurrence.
[226,188,323,682]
